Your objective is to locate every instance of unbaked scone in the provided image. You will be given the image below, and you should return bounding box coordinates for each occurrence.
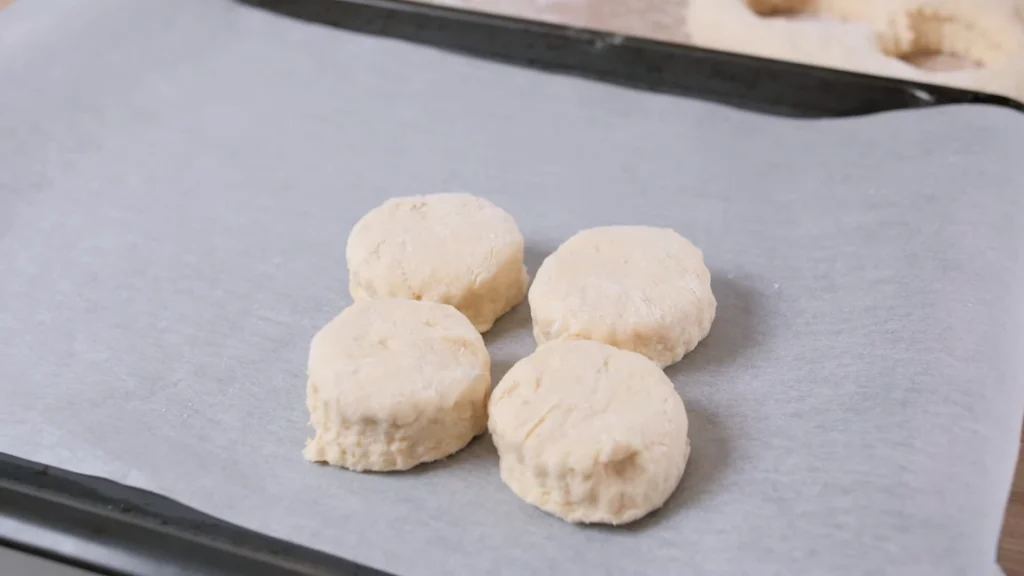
[529,226,716,368]
[304,299,490,472]
[489,340,690,525]
[346,193,529,333]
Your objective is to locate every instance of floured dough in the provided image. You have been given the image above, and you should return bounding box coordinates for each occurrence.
[528,226,716,368]
[488,340,690,525]
[347,193,529,333]
[688,0,1024,102]
[304,299,490,472]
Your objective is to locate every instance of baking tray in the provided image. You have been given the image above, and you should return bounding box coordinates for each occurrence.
[0,0,1022,575]
[242,0,1024,117]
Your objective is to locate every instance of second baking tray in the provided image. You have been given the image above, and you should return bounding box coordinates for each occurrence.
[241,0,1024,115]
[1,0,1023,575]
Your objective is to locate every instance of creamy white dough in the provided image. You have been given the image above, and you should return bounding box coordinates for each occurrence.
[346,193,529,333]
[304,299,490,472]
[488,340,690,525]
[528,225,716,368]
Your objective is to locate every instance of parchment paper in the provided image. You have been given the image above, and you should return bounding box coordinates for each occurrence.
[1,1,1023,575]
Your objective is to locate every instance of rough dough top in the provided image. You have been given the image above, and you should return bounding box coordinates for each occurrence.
[531,226,710,313]
[308,299,490,425]
[488,340,689,524]
[346,192,528,332]
[489,338,684,463]
[528,225,716,367]
[489,340,687,472]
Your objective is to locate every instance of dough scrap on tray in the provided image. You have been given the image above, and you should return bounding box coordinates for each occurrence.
[687,0,1024,101]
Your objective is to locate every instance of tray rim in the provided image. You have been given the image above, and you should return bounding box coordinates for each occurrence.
[2,0,1020,575]
[240,0,1024,117]
[0,452,391,576]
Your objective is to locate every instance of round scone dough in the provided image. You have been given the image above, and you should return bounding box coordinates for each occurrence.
[529,225,716,368]
[304,299,490,472]
[488,340,690,525]
[346,193,529,333]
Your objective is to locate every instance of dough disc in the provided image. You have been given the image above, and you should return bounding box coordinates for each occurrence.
[304,299,490,472]
[346,193,529,333]
[529,225,716,367]
[488,340,690,525]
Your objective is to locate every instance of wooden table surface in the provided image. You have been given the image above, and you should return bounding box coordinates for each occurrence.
[1002,445,1024,574]
[1,0,1021,572]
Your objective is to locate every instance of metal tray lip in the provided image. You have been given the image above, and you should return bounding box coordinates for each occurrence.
[0,451,392,576]
[1,1,1020,575]
[240,0,1024,117]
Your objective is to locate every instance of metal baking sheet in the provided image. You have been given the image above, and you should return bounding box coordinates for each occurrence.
[1,0,1023,575]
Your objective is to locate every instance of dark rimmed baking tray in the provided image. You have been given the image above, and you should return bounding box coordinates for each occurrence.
[241,0,1024,117]
[0,452,386,576]
[0,1,1020,575]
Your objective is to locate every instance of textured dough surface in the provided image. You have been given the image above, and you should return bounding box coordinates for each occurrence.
[347,193,529,333]
[488,340,690,525]
[529,225,716,368]
[304,299,491,471]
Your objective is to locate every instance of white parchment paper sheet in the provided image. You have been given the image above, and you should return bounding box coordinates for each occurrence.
[1,1,1023,574]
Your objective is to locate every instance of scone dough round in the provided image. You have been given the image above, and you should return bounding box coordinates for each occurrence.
[488,340,690,525]
[347,193,529,333]
[529,225,716,367]
[304,299,490,472]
